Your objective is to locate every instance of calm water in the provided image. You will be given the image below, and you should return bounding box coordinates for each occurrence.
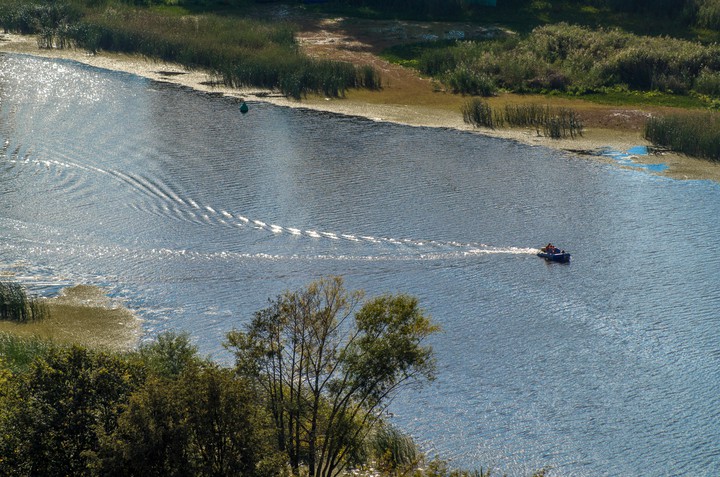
[2,53,720,476]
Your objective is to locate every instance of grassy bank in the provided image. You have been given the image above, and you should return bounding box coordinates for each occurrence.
[0,285,139,350]
[0,0,380,98]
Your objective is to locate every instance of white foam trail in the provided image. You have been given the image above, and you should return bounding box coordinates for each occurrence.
[306,230,321,238]
[253,220,266,228]
[270,225,283,233]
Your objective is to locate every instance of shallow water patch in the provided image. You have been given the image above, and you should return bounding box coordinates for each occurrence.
[598,145,669,173]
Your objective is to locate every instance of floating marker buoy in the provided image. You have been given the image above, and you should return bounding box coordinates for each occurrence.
[240,101,249,114]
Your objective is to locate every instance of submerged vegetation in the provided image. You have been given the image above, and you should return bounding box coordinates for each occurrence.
[462,99,583,139]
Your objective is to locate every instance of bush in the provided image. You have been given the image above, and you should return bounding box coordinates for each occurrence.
[444,67,496,96]
[694,69,720,97]
[403,23,720,97]
[695,0,720,29]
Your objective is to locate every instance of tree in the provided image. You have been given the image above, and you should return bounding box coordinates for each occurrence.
[0,345,145,477]
[226,276,439,477]
[94,364,282,477]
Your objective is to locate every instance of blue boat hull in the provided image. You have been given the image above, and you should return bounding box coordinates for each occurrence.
[537,251,571,263]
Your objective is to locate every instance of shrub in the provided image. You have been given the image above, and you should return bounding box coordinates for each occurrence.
[444,67,496,96]
[694,69,720,97]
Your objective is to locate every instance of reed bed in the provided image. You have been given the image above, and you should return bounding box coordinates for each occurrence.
[644,113,720,162]
[462,99,583,139]
[0,281,48,323]
[0,3,380,98]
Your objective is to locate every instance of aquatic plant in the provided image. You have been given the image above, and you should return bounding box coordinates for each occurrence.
[0,281,48,323]
[644,112,720,162]
[461,98,496,128]
[462,100,583,138]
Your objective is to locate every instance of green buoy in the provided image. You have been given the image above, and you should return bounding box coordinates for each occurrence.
[240,101,249,114]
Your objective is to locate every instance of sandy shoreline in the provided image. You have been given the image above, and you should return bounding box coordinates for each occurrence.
[1,33,719,182]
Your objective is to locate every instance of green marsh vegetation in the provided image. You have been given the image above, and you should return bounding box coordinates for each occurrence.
[0,281,47,323]
[389,23,720,100]
[462,99,583,139]
[0,0,381,98]
[644,112,720,162]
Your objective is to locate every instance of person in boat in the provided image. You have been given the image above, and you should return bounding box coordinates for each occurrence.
[545,243,557,253]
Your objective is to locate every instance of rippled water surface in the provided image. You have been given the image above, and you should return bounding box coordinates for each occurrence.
[2,54,720,476]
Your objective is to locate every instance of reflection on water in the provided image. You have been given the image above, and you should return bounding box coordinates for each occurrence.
[1,53,720,476]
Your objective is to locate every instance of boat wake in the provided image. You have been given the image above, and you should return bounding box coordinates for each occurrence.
[1,143,540,264]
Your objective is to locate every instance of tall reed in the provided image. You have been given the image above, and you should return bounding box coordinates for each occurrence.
[461,98,498,128]
[644,113,720,162]
[463,100,583,138]
[0,281,48,323]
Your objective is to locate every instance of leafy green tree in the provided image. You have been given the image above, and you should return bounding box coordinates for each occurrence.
[0,345,145,477]
[138,329,201,378]
[94,364,282,477]
[226,276,438,477]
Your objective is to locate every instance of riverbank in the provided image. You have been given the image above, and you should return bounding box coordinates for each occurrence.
[1,31,719,182]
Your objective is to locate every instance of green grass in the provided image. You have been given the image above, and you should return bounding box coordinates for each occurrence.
[562,90,713,109]
[0,332,52,373]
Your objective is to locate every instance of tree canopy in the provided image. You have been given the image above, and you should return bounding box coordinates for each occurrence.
[226,276,439,477]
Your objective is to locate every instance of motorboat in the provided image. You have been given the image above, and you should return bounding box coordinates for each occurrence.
[538,245,571,263]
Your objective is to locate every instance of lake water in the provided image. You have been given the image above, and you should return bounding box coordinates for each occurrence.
[1,53,720,476]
